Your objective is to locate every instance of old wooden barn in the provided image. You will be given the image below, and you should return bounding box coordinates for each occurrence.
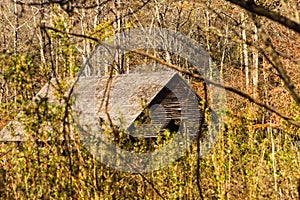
[0,71,209,142]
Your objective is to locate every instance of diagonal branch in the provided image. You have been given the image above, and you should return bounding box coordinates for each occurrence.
[226,0,300,34]
[251,16,300,107]
[132,48,300,128]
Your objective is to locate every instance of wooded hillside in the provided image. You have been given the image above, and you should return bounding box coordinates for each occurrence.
[0,0,299,199]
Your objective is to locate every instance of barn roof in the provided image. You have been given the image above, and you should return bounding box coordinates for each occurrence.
[94,72,179,129]
[0,78,70,141]
[0,121,27,141]
[0,72,193,141]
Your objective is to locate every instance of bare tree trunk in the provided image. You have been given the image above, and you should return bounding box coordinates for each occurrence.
[36,0,46,64]
[205,4,211,53]
[206,1,213,80]
[13,1,19,103]
[220,23,229,79]
[252,24,259,98]
[241,12,249,90]
[80,8,91,76]
[13,1,18,55]
[114,0,126,74]
[94,0,101,29]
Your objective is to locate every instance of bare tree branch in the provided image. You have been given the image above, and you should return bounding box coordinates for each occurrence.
[196,83,207,200]
[132,48,300,128]
[251,16,300,107]
[14,0,112,10]
[226,0,300,33]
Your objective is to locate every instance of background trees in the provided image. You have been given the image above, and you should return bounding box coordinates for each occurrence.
[0,0,299,199]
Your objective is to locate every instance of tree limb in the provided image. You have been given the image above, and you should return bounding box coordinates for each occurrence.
[226,0,300,33]
[251,16,300,107]
[132,48,300,128]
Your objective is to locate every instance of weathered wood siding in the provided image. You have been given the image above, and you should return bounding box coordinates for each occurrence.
[129,73,202,138]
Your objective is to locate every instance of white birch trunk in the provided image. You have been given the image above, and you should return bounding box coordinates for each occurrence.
[241,12,249,90]
[252,24,259,98]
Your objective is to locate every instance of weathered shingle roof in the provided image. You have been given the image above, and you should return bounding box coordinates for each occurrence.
[94,72,177,129]
[71,72,179,132]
